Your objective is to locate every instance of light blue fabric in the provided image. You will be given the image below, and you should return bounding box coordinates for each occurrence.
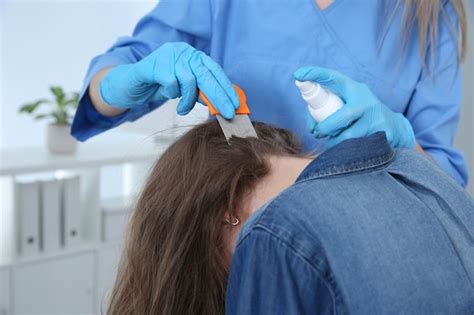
[71,0,468,186]
[226,132,474,314]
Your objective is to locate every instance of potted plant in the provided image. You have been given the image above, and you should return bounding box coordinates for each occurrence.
[19,86,79,154]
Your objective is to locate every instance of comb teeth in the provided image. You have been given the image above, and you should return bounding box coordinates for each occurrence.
[216,115,258,143]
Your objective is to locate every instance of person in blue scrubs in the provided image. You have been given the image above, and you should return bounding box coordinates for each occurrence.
[72,0,468,186]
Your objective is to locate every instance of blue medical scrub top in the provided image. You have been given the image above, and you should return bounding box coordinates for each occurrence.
[71,0,468,186]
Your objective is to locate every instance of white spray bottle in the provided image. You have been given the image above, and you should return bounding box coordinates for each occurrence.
[295,80,343,123]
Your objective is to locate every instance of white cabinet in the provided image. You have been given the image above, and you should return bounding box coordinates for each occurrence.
[13,252,95,315]
[0,267,10,315]
[97,244,122,313]
[101,197,133,242]
[0,134,163,314]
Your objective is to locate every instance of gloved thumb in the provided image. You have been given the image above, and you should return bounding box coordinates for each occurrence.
[294,66,349,99]
[158,84,180,100]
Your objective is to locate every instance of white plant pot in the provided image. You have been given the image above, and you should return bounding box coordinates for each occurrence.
[47,124,77,154]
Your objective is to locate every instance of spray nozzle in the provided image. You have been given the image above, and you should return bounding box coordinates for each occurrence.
[295,80,315,94]
[295,80,343,122]
[295,80,329,109]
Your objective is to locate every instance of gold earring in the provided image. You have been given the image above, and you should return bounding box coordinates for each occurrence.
[224,215,240,226]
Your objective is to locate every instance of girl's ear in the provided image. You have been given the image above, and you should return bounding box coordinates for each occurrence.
[223,212,240,226]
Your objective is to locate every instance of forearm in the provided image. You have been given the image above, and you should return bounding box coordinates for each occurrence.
[415,143,434,161]
[415,143,424,154]
[88,67,126,117]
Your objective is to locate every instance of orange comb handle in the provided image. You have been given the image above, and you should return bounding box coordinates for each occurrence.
[199,84,250,116]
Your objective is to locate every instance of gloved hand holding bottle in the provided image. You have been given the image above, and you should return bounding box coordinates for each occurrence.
[94,42,239,119]
[294,66,416,149]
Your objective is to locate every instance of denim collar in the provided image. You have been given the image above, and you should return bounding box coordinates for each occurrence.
[296,132,395,182]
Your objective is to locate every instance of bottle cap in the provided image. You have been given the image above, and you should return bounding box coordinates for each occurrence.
[295,80,328,109]
[295,80,315,95]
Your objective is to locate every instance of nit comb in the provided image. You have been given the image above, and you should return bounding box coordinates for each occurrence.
[199,84,258,142]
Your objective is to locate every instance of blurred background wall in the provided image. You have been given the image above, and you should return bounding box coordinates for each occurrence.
[456,0,474,194]
[1,0,160,201]
[0,0,159,151]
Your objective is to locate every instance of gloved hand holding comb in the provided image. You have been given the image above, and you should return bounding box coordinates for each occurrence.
[99,42,239,119]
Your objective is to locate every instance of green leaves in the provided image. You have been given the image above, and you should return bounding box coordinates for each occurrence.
[19,86,80,125]
[50,86,65,106]
[34,113,50,120]
[19,99,50,113]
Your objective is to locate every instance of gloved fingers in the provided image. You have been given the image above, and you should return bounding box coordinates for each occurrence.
[189,53,235,119]
[140,48,179,99]
[133,53,160,85]
[152,65,181,100]
[306,109,317,134]
[397,116,416,149]
[175,62,198,115]
[200,54,239,109]
[294,66,351,100]
[315,105,364,137]
[324,118,368,148]
[378,111,414,149]
[383,128,397,148]
[148,87,170,104]
[156,83,180,100]
[403,133,417,149]
[99,64,140,107]
[176,83,198,116]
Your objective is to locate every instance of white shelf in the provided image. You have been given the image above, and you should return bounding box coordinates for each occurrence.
[0,132,173,176]
[101,195,135,214]
[0,130,177,314]
[13,243,97,266]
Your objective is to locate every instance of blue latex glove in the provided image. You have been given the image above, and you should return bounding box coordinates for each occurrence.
[99,42,239,119]
[294,66,416,149]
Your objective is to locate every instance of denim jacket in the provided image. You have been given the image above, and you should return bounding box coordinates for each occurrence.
[226,132,474,314]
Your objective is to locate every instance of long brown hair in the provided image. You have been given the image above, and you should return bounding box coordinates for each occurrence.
[108,121,303,315]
